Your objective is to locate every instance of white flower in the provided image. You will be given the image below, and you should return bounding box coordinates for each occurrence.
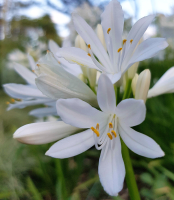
[13,121,83,145]
[148,67,174,98]
[3,56,56,118]
[57,0,168,83]
[35,51,98,107]
[46,74,164,196]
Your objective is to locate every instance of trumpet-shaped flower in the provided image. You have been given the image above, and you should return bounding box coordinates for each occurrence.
[57,0,168,83]
[46,74,164,196]
[148,67,174,98]
[35,51,98,107]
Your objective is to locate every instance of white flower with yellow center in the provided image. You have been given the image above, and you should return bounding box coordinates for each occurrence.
[46,74,164,196]
[56,0,168,83]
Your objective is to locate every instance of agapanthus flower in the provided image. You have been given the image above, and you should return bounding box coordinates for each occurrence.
[3,55,57,118]
[57,0,168,83]
[46,74,164,196]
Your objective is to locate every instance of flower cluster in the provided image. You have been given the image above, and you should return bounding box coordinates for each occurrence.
[5,0,174,196]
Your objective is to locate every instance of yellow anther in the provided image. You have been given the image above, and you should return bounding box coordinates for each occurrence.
[11,98,15,103]
[107,28,111,34]
[37,64,40,67]
[58,61,61,64]
[123,39,127,45]
[88,53,91,57]
[130,39,133,44]
[111,130,117,137]
[91,127,100,136]
[107,133,113,140]
[109,122,113,128]
[88,44,91,49]
[6,101,10,105]
[32,70,35,72]
[117,48,122,52]
[96,123,99,130]
[17,99,21,101]
[47,50,50,53]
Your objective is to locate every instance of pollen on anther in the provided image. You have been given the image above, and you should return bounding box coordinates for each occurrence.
[47,50,50,53]
[107,28,111,34]
[123,39,127,45]
[11,98,15,103]
[130,39,133,44]
[88,44,91,49]
[6,101,10,105]
[109,122,113,128]
[32,70,35,72]
[111,130,117,137]
[88,53,91,57]
[96,123,99,130]
[117,48,122,53]
[107,133,113,140]
[91,127,95,131]
[37,64,40,67]
[58,61,61,64]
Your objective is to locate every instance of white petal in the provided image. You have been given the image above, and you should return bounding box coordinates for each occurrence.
[35,75,98,107]
[48,39,60,54]
[57,98,108,128]
[27,54,36,71]
[119,123,165,158]
[107,72,122,84]
[3,83,47,100]
[101,0,124,69]
[46,129,94,158]
[123,38,168,73]
[122,15,155,69]
[7,99,54,110]
[56,47,99,70]
[97,74,116,113]
[116,99,146,127]
[14,63,36,85]
[72,13,113,71]
[99,136,125,196]
[13,121,81,144]
[29,107,57,117]
[148,67,174,98]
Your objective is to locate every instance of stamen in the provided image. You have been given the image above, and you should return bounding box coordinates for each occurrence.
[87,53,91,57]
[123,39,127,45]
[117,48,122,53]
[88,44,91,49]
[109,122,113,128]
[130,39,133,44]
[111,130,117,137]
[107,133,113,140]
[47,50,49,53]
[6,101,10,105]
[32,70,35,72]
[91,127,100,137]
[37,64,40,67]
[96,123,99,130]
[11,98,15,103]
[17,99,21,101]
[107,28,111,34]
[58,61,61,64]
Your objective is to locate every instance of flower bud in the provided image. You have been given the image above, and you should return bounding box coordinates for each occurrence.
[87,68,97,89]
[128,62,139,79]
[131,73,139,96]
[135,69,151,103]
[75,35,87,52]
[96,24,107,50]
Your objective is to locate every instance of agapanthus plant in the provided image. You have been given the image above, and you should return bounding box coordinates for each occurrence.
[10,0,174,199]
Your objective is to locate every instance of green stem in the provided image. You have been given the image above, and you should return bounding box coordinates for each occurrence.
[114,85,120,105]
[121,140,141,200]
[123,79,132,100]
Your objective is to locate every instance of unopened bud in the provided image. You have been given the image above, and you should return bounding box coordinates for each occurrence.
[135,69,151,103]
[128,62,139,79]
[75,35,87,52]
[87,68,97,89]
[96,24,107,51]
[131,73,139,96]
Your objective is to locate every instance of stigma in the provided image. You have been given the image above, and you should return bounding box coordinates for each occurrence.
[107,28,111,34]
